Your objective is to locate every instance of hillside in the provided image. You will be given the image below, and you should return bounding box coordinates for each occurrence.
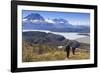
[22,31,90,62]
[22,31,80,47]
[75,36,90,44]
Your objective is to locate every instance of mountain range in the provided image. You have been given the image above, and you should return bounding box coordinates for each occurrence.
[23,13,90,33]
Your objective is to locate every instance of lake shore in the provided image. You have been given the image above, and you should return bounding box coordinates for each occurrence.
[23,29,90,40]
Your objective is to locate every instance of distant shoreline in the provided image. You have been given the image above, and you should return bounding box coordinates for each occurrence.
[22,29,90,40]
[77,33,90,36]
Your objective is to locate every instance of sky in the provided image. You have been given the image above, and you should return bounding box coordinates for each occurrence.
[22,10,90,26]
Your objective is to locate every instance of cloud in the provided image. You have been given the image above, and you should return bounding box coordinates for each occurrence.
[23,18,27,22]
[45,19,55,24]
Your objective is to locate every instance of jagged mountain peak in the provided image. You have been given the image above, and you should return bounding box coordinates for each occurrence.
[24,13,45,21]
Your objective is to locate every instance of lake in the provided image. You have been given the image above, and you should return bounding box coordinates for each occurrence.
[22,30,89,40]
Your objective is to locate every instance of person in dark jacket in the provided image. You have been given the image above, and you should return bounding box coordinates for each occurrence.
[65,44,71,58]
[72,47,76,55]
[72,43,80,55]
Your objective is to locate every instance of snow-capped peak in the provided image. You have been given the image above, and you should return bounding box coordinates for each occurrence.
[45,19,55,24]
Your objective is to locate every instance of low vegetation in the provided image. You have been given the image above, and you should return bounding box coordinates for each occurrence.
[22,41,90,62]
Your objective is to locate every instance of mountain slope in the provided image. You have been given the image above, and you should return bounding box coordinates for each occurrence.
[24,13,45,21]
[23,31,80,48]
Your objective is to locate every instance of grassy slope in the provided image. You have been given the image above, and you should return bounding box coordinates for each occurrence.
[67,49,90,60]
[22,42,90,62]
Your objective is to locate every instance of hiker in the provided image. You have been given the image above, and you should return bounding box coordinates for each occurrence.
[72,47,76,55]
[65,44,71,58]
[71,43,80,55]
